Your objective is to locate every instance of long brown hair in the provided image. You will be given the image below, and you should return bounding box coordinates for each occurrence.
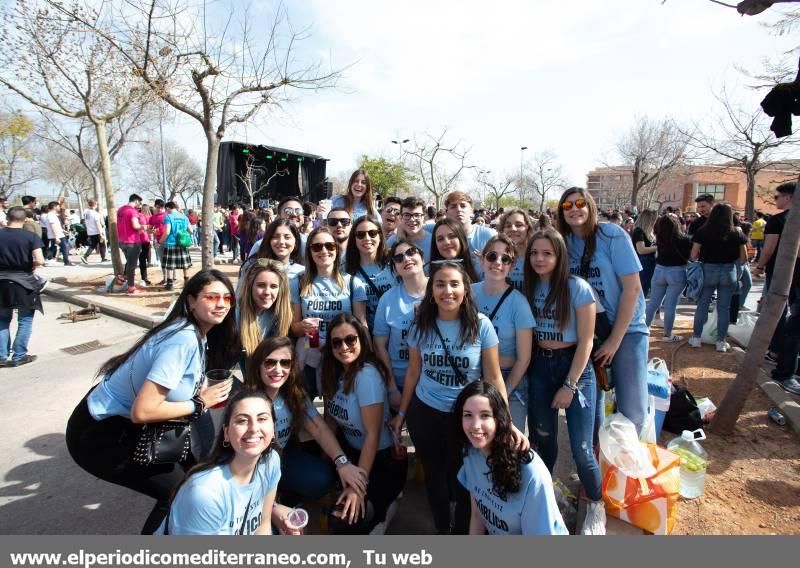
[344,215,387,275]
[300,226,345,296]
[344,168,378,217]
[556,187,601,265]
[320,314,390,400]
[415,261,480,346]
[245,337,308,438]
[430,218,480,283]
[524,229,573,332]
[256,218,302,265]
[237,261,292,355]
[498,207,535,253]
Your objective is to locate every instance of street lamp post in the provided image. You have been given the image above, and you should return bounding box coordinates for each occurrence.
[520,146,528,204]
[391,138,410,160]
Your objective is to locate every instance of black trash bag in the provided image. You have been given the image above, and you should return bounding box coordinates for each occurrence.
[663,384,703,435]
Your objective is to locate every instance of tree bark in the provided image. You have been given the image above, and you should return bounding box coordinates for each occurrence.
[711,175,800,433]
[92,120,123,276]
[201,132,221,269]
[745,168,756,220]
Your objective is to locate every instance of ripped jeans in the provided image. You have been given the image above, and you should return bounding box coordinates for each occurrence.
[527,350,602,501]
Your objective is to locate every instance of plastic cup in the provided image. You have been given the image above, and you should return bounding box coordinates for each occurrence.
[286,507,308,534]
[205,369,232,409]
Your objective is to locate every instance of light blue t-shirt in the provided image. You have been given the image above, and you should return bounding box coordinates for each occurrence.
[273,392,319,449]
[507,258,525,291]
[158,452,281,535]
[531,276,595,343]
[407,315,498,413]
[87,320,204,420]
[249,235,307,261]
[471,283,536,359]
[331,195,377,222]
[387,231,433,263]
[457,447,568,536]
[163,212,190,248]
[466,225,496,276]
[373,284,424,389]
[352,262,397,330]
[566,223,648,335]
[326,363,393,451]
[290,274,367,347]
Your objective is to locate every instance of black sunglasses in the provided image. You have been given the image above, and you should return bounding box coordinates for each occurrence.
[484,251,513,265]
[327,218,351,227]
[330,334,359,350]
[310,242,337,253]
[355,229,381,239]
[391,247,422,264]
[262,358,292,370]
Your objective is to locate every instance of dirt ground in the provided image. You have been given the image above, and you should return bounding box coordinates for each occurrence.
[650,320,800,535]
[54,267,800,535]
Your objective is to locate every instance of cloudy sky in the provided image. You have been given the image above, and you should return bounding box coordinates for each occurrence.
[164,0,796,192]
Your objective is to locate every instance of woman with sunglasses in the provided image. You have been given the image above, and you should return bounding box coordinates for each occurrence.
[556,188,649,435]
[320,315,408,534]
[498,208,535,291]
[345,216,395,331]
[389,261,525,534]
[291,227,367,399]
[66,270,242,534]
[332,168,380,222]
[430,218,480,283]
[472,235,535,431]
[240,218,305,285]
[237,260,293,365]
[455,381,567,535]
[245,336,368,511]
[524,228,605,535]
[156,390,285,535]
[373,240,428,401]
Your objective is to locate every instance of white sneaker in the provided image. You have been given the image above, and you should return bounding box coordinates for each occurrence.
[716,340,730,352]
[581,500,606,535]
[688,337,702,348]
[663,334,683,342]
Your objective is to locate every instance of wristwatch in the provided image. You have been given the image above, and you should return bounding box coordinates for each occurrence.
[334,454,350,468]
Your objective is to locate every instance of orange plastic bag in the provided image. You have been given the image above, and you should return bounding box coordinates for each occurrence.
[600,443,680,535]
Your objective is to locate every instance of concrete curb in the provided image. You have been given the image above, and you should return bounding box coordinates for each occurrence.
[731,348,800,435]
[43,283,162,330]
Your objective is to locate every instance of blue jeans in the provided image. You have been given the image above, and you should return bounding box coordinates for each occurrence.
[693,263,737,340]
[594,332,650,435]
[638,254,656,297]
[502,368,527,432]
[527,351,601,501]
[645,265,687,336]
[0,308,36,361]
[279,439,337,501]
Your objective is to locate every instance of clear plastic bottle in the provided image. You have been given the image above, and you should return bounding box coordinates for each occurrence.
[667,429,707,499]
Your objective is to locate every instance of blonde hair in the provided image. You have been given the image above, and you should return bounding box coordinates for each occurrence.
[444,191,473,208]
[237,261,292,356]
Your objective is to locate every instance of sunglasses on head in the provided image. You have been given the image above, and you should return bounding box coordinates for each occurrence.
[283,207,303,216]
[330,334,359,350]
[355,229,381,240]
[484,251,513,265]
[327,217,351,227]
[262,358,292,370]
[309,241,337,253]
[391,246,422,264]
[561,198,587,211]
[199,293,233,307]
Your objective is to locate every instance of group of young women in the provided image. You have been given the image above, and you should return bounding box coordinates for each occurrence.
[66,173,652,536]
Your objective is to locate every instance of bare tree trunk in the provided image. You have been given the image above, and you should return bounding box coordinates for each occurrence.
[93,120,123,275]
[711,175,800,433]
[745,169,756,220]
[201,132,220,269]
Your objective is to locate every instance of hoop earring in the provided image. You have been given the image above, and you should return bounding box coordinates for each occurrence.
[222,440,230,448]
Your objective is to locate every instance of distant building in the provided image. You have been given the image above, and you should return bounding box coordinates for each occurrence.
[586,161,800,215]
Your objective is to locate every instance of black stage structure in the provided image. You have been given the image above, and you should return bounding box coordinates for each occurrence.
[216,141,330,207]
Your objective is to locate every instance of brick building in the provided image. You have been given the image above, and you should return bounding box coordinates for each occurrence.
[586,161,800,216]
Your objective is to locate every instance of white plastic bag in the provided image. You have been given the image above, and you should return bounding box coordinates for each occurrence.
[646,358,670,399]
[729,312,757,348]
[701,307,719,344]
[640,395,657,445]
[599,413,656,479]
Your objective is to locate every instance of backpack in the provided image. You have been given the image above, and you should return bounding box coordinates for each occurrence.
[176,228,192,248]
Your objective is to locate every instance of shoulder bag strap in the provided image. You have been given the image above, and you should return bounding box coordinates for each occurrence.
[433,323,467,385]
[488,287,514,322]
[358,266,384,299]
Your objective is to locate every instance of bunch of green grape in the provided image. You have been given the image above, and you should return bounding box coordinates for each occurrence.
[670,447,707,472]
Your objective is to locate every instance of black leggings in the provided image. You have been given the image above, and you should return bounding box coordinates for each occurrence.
[138,242,151,281]
[328,445,408,535]
[405,393,469,534]
[65,395,189,535]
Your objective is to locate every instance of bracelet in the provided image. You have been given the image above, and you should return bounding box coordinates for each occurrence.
[562,381,578,394]
[189,394,206,420]
[397,410,406,418]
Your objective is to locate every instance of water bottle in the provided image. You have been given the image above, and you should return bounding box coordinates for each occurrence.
[667,429,707,499]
